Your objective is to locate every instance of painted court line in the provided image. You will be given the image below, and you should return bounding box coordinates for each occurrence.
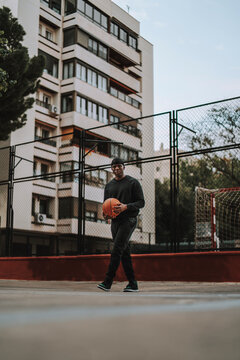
[1,288,240,299]
[0,299,240,329]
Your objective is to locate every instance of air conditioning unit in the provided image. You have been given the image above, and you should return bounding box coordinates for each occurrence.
[35,213,46,224]
[50,105,59,115]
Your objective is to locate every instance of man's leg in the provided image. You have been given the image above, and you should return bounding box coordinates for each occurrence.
[121,243,136,284]
[104,219,135,286]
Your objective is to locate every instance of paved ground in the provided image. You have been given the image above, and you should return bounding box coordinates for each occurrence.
[0,280,240,360]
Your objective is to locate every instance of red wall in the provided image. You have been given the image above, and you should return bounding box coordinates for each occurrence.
[0,252,240,282]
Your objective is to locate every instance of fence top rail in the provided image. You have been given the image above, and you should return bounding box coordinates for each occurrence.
[176,95,240,113]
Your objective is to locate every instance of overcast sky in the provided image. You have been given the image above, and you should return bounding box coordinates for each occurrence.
[113,0,240,113]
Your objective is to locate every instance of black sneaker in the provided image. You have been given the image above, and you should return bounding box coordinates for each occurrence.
[97,282,111,292]
[123,281,139,292]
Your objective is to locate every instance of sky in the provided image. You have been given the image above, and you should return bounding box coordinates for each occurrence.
[112,0,240,113]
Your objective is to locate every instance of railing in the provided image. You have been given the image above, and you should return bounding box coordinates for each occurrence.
[36,99,52,110]
[35,135,57,147]
[110,122,141,138]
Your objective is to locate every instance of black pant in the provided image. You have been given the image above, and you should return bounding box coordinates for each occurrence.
[104,217,137,286]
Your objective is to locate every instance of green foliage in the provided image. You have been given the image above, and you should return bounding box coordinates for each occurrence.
[0,31,8,95]
[0,7,45,140]
[155,179,171,244]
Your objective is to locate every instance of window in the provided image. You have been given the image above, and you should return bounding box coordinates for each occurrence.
[42,129,50,138]
[39,50,58,78]
[99,44,107,60]
[60,162,78,183]
[99,170,107,184]
[120,28,127,43]
[110,21,138,51]
[77,28,89,48]
[41,0,61,14]
[94,9,101,24]
[88,101,97,120]
[77,96,108,123]
[111,144,119,158]
[99,106,108,124]
[111,22,119,37]
[33,161,37,176]
[76,96,86,115]
[110,87,118,97]
[129,35,137,49]
[85,211,97,222]
[76,1,108,30]
[43,94,51,105]
[87,69,97,87]
[41,163,48,175]
[126,95,132,105]
[101,14,108,30]
[120,148,128,162]
[63,62,74,79]
[64,28,75,47]
[65,0,76,15]
[32,197,36,216]
[98,75,107,92]
[85,3,93,18]
[88,38,98,55]
[132,99,139,108]
[46,29,53,41]
[51,0,61,14]
[85,169,108,187]
[118,91,125,101]
[129,150,138,161]
[76,63,86,81]
[110,89,140,109]
[39,199,48,215]
[78,0,84,12]
[110,115,119,128]
[62,94,73,113]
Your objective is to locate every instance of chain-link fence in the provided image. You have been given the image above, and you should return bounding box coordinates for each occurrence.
[0,97,240,256]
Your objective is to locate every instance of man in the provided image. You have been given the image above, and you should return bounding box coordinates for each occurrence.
[97,157,145,292]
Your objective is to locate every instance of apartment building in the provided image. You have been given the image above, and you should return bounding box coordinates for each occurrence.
[0,0,154,255]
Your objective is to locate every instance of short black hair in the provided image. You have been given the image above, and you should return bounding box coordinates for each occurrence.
[111,157,124,166]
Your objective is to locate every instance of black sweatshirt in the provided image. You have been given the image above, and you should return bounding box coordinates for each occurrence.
[104,175,145,220]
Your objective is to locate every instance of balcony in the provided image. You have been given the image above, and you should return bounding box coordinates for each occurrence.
[40,0,61,15]
[110,122,141,139]
[35,135,57,147]
[35,99,59,117]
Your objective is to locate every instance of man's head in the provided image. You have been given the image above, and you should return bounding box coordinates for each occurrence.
[111,157,125,180]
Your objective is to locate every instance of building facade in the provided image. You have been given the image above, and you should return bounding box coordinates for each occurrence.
[0,0,154,255]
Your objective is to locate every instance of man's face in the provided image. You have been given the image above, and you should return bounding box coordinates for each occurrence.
[111,164,125,179]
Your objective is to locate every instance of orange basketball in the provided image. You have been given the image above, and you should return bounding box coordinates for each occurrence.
[102,198,121,218]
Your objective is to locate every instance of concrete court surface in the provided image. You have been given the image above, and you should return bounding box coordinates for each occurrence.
[0,280,240,360]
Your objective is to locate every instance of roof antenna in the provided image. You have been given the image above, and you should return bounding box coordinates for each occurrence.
[126,5,130,13]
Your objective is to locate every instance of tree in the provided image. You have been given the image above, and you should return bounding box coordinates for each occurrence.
[188,105,240,187]
[0,31,9,95]
[0,6,44,140]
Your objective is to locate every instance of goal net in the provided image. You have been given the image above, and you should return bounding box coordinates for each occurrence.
[194,186,240,249]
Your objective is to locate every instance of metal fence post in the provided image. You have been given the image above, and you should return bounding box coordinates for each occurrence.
[171,111,178,252]
[77,130,85,254]
[6,145,15,257]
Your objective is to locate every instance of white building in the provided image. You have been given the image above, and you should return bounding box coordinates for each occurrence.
[0,0,154,255]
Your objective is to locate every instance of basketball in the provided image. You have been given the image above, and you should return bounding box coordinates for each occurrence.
[102,198,121,218]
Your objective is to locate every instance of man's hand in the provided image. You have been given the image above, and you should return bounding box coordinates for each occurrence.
[113,203,127,215]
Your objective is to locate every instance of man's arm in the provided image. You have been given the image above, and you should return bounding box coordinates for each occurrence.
[127,179,145,211]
